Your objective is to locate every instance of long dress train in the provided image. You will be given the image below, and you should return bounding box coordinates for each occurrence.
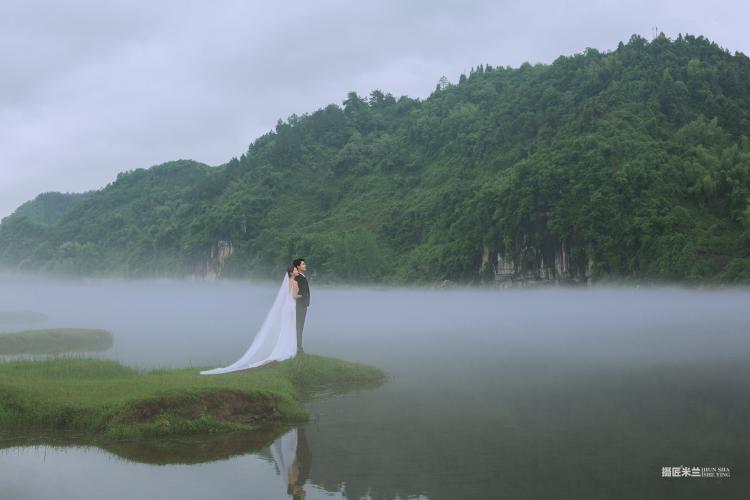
[200,274,297,375]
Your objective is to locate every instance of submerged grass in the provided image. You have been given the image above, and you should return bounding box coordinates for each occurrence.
[0,328,113,355]
[0,355,386,441]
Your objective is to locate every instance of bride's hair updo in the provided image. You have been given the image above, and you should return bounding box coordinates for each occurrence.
[287,265,295,277]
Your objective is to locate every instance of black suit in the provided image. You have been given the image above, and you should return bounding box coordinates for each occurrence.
[294,274,310,353]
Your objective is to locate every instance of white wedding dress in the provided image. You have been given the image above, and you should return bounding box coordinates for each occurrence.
[269,427,297,484]
[201,275,297,375]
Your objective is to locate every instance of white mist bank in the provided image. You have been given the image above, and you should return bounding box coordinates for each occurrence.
[1,275,749,370]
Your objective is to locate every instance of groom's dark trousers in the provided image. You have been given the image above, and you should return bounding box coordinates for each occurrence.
[296,306,307,352]
[295,274,310,353]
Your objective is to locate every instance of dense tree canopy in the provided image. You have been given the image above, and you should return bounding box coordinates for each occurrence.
[2,34,749,284]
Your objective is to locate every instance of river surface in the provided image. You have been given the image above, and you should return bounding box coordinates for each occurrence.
[0,277,749,499]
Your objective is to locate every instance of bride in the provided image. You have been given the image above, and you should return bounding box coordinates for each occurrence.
[200,266,302,375]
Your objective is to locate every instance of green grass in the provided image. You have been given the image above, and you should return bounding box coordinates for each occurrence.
[0,355,386,441]
[0,328,113,355]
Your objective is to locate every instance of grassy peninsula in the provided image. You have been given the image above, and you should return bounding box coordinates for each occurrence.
[0,355,386,441]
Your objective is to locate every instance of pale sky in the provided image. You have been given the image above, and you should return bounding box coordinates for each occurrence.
[1,0,748,219]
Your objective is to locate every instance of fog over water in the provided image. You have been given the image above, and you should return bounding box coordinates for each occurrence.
[2,276,749,499]
[1,277,749,371]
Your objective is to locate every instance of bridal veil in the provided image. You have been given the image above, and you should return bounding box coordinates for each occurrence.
[201,274,297,375]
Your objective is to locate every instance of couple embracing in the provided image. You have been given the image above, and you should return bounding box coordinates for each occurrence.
[287,258,311,356]
[200,258,311,375]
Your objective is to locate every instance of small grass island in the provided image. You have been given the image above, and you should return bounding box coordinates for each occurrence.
[0,328,113,355]
[0,355,386,441]
[0,310,48,325]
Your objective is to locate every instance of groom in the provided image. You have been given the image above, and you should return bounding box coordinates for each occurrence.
[293,258,310,355]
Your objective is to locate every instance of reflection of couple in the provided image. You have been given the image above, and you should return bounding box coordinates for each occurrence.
[201,258,311,375]
[270,427,312,499]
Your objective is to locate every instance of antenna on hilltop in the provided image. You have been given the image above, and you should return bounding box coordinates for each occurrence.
[652,26,658,39]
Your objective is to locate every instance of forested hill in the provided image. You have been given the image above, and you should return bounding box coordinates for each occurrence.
[2,34,750,284]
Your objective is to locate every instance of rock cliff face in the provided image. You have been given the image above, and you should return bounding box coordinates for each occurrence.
[194,240,234,280]
[480,241,592,287]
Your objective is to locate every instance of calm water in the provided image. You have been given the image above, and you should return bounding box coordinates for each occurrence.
[1,277,749,499]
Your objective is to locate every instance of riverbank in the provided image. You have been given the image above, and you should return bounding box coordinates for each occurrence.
[0,355,386,441]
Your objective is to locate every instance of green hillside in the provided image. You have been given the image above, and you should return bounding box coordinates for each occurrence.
[2,34,749,284]
[10,191,91,226]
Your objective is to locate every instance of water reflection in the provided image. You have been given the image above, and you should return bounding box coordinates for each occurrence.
[0,426,334,500]
[269,427,313,499]
[0,428,283,465]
